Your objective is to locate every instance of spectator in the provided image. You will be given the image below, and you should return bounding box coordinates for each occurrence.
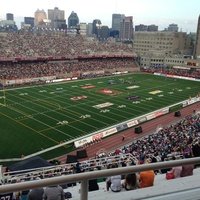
[192,141,200,157]
[88,178,99,192]
[181,164,194,177]
[0,192,16,200]
[43,185,65,200]
[27,188,44,200]
[20,190,30,200]
[106,164,122,192]
[88,168,99,192]
[122,173,138,191]
[139,158,155,188]
[169,156,182,178]
[75,161,82,173]
[180,154,194,177]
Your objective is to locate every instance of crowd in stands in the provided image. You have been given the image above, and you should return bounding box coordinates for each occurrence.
[1,113,199,199]
[119,113,200,164]
[1,154,135,186]
[142,67,200,79]
[1,30,200,200]
[0,58,136,81]
[0,32,137,84]
[0,32,133,59]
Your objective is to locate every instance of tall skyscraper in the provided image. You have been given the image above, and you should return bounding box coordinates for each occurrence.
[24,17,34,27]
[87,23,93,36]
[34,9,47,26]
[6,13,14,21]
[99,25,110,41]
[194,15,200,59]
[68,11,79,28]
[48,7,66,29]
[92,19,101,36]
[120,16,133,41]
[112,14,124,32]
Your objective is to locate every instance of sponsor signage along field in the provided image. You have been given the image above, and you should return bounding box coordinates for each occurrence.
[74,137,92,147]
[116,123,128,132]
[182,97,200,107]
[74,127,117,148]
[146,108,169,120]
[102,127,118,137]
[138,117,147,123]
[127,120,138,128]
[146,113,155,120]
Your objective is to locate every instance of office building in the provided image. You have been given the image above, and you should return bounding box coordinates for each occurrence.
[194,15,200,59]
[48,7,66,29]
[87,23,93,36]
[6,13,14,21]
[134,31,188,56]
[135,24,158,32]
[135,24,148,32]
[147,24,158,32]
[140,54,200,68]
[0,19,17,32]
[78,23,87,35]
[99,25,110,41]
[68,11,79,28]
[168,24,179,32]
[92,19,102,36]
[24,17,34,27]
[120,16,133,41]
[34,9,47,26]
[112,14,125,32]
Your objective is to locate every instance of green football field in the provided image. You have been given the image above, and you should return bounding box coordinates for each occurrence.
[0,73,199,160]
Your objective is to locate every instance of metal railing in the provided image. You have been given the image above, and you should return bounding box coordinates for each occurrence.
[2,153,135,183]
[0,157,200,200]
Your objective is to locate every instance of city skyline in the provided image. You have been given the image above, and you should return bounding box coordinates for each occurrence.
[0,0,200,32]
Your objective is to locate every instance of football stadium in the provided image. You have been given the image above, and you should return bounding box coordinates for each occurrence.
[0,19,200,200]
[0,73,200,160]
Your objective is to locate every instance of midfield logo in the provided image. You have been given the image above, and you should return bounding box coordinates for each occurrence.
[98,88,121,96]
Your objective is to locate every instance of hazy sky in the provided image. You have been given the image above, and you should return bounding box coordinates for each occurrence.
[0,0,199,32]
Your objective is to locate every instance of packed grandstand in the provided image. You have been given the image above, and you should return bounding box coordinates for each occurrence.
[0,31,200,200]
[0,32,138,87]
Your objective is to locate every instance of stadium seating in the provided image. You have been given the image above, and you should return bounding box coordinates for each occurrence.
[1,154,135,184]
[65,168,200,200]
[141,67,200,79]
[0,32,134,59]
